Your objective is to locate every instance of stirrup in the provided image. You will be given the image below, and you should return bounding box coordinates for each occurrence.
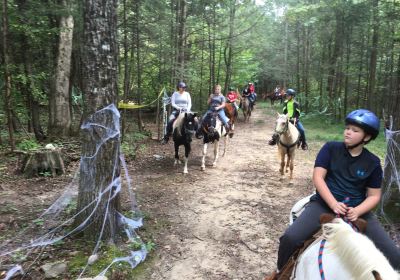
[301,143,308,150]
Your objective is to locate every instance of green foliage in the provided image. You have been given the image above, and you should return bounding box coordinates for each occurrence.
[16,139,40,151]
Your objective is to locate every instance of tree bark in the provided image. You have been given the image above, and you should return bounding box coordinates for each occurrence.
[76,0,120,241]
[2,0,15,151]
[49,1,74,137]
[367,0,379,111]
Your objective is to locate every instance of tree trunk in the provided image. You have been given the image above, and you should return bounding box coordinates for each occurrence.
[49,1,74,137]
[76,0,120,241]
[223,0,235,93]
[134,0,144,131]
[2,0,15,151]
[367,0,379,111]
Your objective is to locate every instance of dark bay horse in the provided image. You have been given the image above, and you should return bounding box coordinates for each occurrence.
[172,112,198,174]
[200,112,229,170]
[267,89,285,105]
[224,103,238,138]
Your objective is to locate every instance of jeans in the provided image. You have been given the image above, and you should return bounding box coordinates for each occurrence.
[295,121,306,143]
[203,109,229,127]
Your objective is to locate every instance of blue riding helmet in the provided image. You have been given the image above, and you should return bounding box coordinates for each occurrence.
[286,89,296,96]
[177,81,187,89]
[345,109,380,139]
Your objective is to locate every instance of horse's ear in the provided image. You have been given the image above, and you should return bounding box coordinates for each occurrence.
[353,218,368,233]
[320,213,335,224]
[185,112,187,117]
[372,270,383,280]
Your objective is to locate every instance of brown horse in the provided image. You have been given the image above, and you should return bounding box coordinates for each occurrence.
[224,103,238,138]
[275,113,299,180]
[266,89,285,105]
[241,97,251,122]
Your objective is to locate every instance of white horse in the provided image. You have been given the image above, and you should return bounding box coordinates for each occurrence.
[293,217,399,280]
[274,113,300,180]
[285,197,400,280]
[200,112,229,171]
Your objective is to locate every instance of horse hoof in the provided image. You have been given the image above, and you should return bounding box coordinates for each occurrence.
[183,170,188,174]
[201,166,205,171]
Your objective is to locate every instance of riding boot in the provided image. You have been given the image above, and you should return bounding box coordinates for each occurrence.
[268,133,279,145]
[224,123,230,133]
[301,142,308,150]
[195,127,203,139]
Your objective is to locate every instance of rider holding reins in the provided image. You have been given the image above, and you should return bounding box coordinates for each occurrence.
[268,89,308,150]
[161,81,192,144]
[267,109,400,279]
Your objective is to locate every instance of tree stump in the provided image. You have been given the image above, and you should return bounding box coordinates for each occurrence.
[21,146,65,177]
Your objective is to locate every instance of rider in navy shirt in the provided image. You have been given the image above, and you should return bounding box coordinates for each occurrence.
[267,109,400,279]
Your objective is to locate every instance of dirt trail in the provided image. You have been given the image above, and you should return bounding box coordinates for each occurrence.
[133,107,318,280]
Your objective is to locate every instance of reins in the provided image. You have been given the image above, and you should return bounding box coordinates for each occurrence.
[318,197,359,280]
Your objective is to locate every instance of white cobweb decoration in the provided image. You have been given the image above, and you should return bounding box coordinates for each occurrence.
[0,104,147,279]
[378,119,400,245]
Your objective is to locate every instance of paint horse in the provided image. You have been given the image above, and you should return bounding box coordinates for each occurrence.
[172,111,199,174]
[200,111,229,171]
[274,113,300,180]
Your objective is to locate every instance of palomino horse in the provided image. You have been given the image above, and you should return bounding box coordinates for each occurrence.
[241,97,251,122]
[224,103,238,138]
[200,112,229,170]
[274,113,300,180]
[172,111,198,174]
[293,216,399,280]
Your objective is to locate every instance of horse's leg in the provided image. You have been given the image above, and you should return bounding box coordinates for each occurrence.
[212,141,219,167]
[183,143,190,174]
[174,142,180,166]
[222,136,227,156]
[279,149,285,175]
[286,153,291,173]
[289,152,295,180]
[201,143,207,171]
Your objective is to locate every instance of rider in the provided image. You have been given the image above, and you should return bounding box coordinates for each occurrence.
[268,89,308,150]
[161,81,192,144]
[241,82,256,109]
[274,85,281,97]
[196,84,230,138]
[267,109,400,279]
[226,86,239,116]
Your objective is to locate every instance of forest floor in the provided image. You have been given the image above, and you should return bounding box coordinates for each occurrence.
[129,105,318,279]
[2,104,395,279]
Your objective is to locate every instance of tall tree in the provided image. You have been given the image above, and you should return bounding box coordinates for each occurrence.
[76,0,120,240]
[2,0,15,151]
[49,0,74,137]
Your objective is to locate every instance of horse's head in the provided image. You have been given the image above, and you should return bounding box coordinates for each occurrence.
[182,112,198,142]
[275,113,289,134]
[202,112,219,141]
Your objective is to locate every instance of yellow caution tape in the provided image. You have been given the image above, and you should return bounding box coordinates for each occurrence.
[118,87,165,109]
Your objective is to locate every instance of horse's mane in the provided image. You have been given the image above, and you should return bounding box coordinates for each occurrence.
[172,112,185,137]
[322,218,399,280]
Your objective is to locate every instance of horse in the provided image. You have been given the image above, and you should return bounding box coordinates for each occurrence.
[171,111,198,174]
[293,215,399,280]
[224,102,238,138]
[274,113,300,180]
[241,97,251,122]
[200,111,229,171]
[267,89,285,106]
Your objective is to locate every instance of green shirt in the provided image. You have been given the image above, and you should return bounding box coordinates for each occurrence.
[283,99,300,119]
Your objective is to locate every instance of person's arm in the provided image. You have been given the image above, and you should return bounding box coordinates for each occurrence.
[313,167,348,215]
[171,93,180,110]
[216,100,226,110]
[186,92,192,112]
[347,188,381,221]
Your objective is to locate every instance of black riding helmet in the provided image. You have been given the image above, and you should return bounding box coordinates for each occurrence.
[286,89,296,97]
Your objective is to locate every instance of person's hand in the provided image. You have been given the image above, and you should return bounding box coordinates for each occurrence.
[331,201,348,216]
[346,207,360,222]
